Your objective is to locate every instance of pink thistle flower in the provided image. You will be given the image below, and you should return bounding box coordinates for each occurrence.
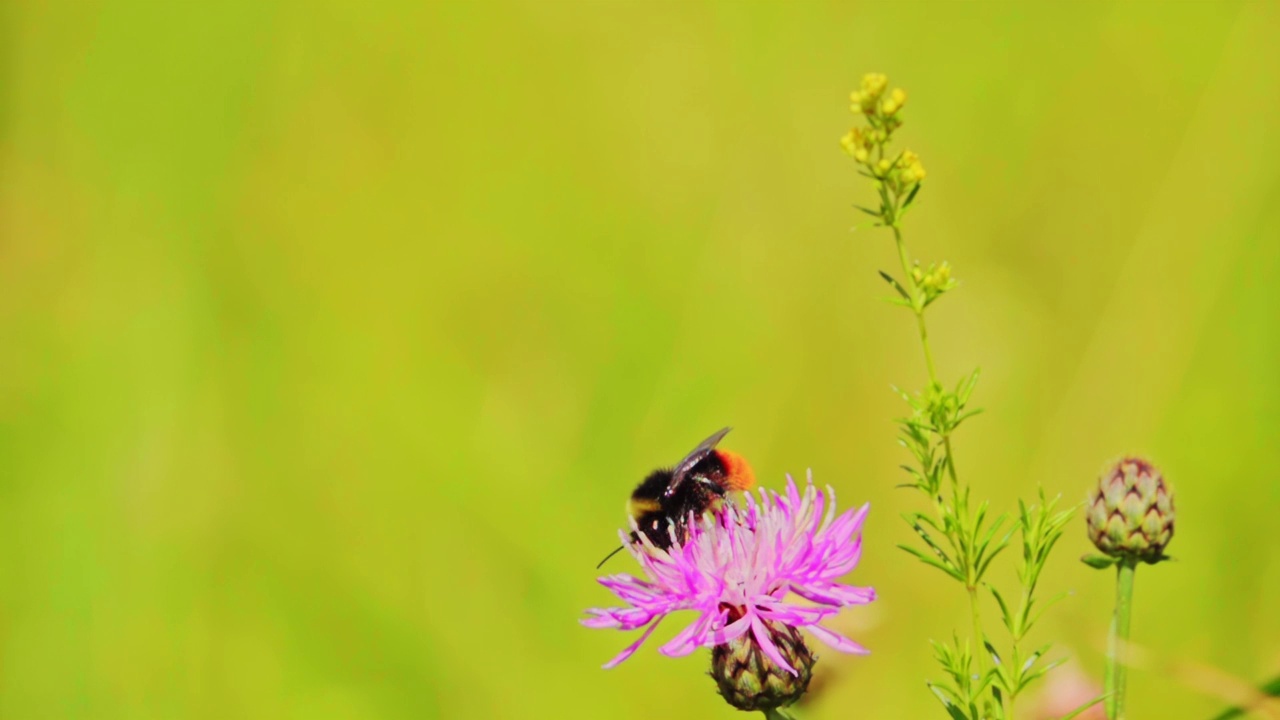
[582,471,875,677]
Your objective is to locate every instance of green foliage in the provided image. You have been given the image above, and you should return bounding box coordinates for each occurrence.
[985,491,1075,706]
[844,75,1082,719]
[927,635,1000,720]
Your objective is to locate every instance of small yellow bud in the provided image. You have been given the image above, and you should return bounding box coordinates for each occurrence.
[877,158,892,174]
[896,150,926,187]
[840,131,857,154]
[883,88,906,115]
[861,73,888,99]
[912,266,924,284]
[841,128,874,162]
[917,262,953,295]
[856,74,888,113]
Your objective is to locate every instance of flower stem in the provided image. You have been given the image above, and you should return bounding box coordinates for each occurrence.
[892,225,940,384]
[968,586,985,654]
[894,222,987,682]
[762,708,796,720]
[1107,559,1138,719]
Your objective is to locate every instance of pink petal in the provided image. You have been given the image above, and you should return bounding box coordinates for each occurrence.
[786,476,801,511]
[659,606,717,657]
[750,616,797,676]
[790,582,875,607]
[755,601,837,625]
[825,503,870,543]
[805,623,870,655]
[708,612,752,645]
[598,576,661,605]
[602,617,663,669]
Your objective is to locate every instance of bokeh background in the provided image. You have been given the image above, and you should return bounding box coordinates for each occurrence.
[3,1,1279,718]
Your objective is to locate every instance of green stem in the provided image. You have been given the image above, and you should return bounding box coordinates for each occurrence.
[895,222,988,685]
[943,435,962,497]
[967,585,986,666]
[762,708,795,720]
[1107,559,1138,720]
[891,225,940,385]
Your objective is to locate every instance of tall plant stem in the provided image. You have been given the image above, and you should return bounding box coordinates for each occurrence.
[1107,559,1138,719]
[892,226,960,490]
[968,585,985,657]
[893,223,987,681]
[892,225,940,384]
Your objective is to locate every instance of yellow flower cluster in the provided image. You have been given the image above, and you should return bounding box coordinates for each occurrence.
[841,73,923,194]
[849,73,889,114]
[840,127,873,163]
[850,74,906,120]
[881,88,907,116]
[912,261,954,296]
[896,149,927,189]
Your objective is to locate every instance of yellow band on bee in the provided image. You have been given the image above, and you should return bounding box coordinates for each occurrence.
[627,497,661,518]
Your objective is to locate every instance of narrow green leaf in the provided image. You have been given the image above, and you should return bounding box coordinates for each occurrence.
[1081,553,1120,570]
[898,544,964,581]
[1025,590,1070,632]
[956,367,981,403]
[902,181,922,209]
[877,270,911,299]
[1022,656,1067,688]
[983,640,1003,668]
[906,522,960,570]
[987,584,1014,633]
[926,683,971,720]
[1059,693,1109,720]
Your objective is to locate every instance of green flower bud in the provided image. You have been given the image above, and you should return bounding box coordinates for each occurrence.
[1087,457,1175,563]
[711,617,815,712]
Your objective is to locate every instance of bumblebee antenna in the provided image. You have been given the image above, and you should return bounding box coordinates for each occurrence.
[595,545,626,569]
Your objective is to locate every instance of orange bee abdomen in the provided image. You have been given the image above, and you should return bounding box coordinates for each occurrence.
[715,449,755,492]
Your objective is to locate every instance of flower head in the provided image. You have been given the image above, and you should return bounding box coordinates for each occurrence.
[582,472,875,694]
[1087,457,1175,563]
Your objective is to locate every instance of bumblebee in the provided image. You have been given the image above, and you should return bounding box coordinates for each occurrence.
[598,427,755,567]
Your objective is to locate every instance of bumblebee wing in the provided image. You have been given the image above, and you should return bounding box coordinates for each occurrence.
[664,426,732,498]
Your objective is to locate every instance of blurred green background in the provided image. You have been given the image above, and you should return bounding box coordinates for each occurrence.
[3,1,1279,718]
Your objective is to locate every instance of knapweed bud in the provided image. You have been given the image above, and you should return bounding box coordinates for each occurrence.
[1087,457,1175,563]
[711,615,815,712]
